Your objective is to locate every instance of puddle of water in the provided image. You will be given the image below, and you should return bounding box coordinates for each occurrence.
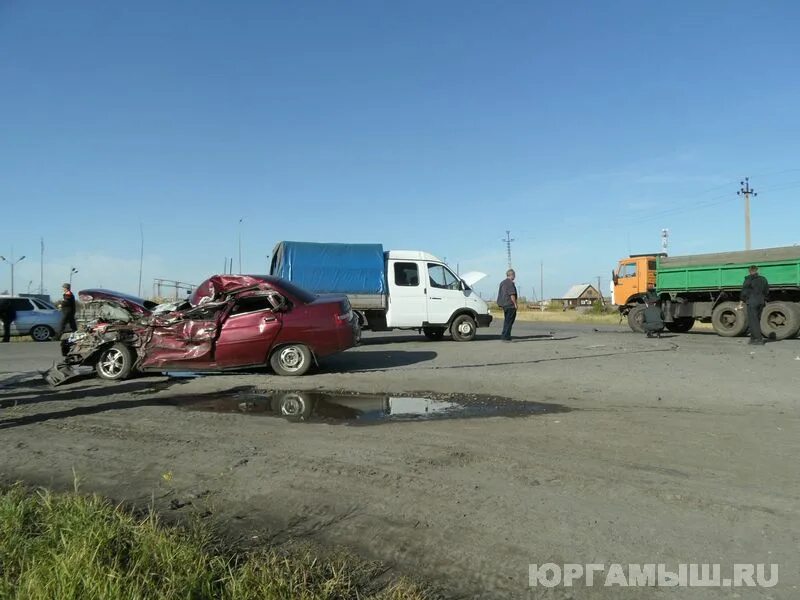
[168,388,570,424]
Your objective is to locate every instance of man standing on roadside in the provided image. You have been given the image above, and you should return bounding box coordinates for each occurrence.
[57,283,78,339]
[739,265,769,345]
[497,269,518,342]
[0,297,16,342]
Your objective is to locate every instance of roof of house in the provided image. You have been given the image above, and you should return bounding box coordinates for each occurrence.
[557,284,597,299]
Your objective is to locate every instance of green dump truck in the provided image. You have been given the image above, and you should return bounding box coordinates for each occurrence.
[612,245,800,339]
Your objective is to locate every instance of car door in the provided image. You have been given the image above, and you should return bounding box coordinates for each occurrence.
[425,263,466,324]
[139,301,228,370]
[386,260,427,327]
[213,294,283,367]
[10,298,35,334]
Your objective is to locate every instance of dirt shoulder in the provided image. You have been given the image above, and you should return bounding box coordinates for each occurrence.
[1,324,798,599]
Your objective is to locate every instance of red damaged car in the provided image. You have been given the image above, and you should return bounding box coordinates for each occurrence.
[45,275,360,385]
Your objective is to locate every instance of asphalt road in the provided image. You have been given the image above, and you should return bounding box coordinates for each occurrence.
[1,322,799,599]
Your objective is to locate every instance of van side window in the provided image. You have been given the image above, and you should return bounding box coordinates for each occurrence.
[394,263,419,287]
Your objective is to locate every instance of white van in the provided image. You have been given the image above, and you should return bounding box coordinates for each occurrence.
[270,242,492,341]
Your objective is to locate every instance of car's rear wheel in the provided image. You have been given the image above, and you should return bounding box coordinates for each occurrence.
[30,325,54,342]
[270,344,312,376]
[96,343,134,381]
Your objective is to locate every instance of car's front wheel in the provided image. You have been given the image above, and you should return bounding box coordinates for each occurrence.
[450,314,477,342]
[30,325,54,342]
[270,344,312,376]
[96,343,134,381]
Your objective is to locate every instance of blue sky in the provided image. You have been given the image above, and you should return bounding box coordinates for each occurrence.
[2,1,800,300]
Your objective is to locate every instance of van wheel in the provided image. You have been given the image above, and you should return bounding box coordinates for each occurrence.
[450,315,477,342]
[30,325,54,342]
[96,343,134,381]
[627,305,646,333]
[711,302,748,337]
[270,344,312,376]
[423,326,446,341]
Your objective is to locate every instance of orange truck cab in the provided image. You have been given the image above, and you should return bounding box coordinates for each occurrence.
[611,254,661,310]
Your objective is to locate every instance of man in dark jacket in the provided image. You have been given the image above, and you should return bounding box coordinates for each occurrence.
[642,291,665,338]
[496,269,518,342]
[57,283,78,339]
[739,265,769,345]
[0,297,16,342]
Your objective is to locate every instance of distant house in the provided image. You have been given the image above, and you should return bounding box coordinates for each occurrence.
[553,284,602,309]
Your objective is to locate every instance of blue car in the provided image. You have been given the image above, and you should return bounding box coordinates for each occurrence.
[0,296,63,341]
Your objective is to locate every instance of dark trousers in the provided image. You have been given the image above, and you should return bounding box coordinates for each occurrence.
[1,317,11,342]
[58,312,77,338]
[747,302,764,342]
[501,306,517,339]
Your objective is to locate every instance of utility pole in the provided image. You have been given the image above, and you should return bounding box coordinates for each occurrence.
[661,228,669,254]
[69,267,78,285]
[597,275,604,306]
[738,177,756,250]
[138,223,144,297]
[502,230,514,269]
[40,237,44,295]
[540,260,544,305]
[238,218,243,273]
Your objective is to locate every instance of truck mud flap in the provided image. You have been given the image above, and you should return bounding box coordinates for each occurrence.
[42,363,85,387]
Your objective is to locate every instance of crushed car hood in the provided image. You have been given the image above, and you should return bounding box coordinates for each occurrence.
[78,289,157,316]
[459,271,488,288]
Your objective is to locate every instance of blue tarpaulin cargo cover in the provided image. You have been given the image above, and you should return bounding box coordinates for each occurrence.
[270,241,386,295]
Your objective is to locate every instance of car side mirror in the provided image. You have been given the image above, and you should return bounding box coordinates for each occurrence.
[612,270,619,286]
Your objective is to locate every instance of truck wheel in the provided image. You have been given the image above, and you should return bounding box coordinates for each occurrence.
[627,305,646,333]
[665,317,694,333]
[423,326,446,341]
[270,344,312,376]
[711,302,748,337]
[96,343,134,381]
[760,302,800,341]
[450,315,477,341]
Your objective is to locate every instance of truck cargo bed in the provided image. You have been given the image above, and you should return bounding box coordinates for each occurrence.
[660,246,800,268]
[658,246,800,292]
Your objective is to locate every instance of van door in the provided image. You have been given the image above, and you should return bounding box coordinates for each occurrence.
[385,260,427,327]
[425,263,466,324]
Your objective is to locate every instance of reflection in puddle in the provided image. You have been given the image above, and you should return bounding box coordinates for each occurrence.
[169,388,570,424]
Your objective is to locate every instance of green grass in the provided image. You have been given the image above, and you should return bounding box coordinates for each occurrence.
[0,484,431,600]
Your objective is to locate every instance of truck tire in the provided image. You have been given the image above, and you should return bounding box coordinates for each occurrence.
[627,305,646,333]
[760,301,800,341]
[450,315,477,342]
[711,302,748,337]
[665,317,694,333]
[423,326,446,341]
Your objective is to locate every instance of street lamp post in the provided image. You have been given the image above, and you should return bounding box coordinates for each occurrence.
[238,218,243,274]
[0,255,26,296]
[69,267,78,285]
